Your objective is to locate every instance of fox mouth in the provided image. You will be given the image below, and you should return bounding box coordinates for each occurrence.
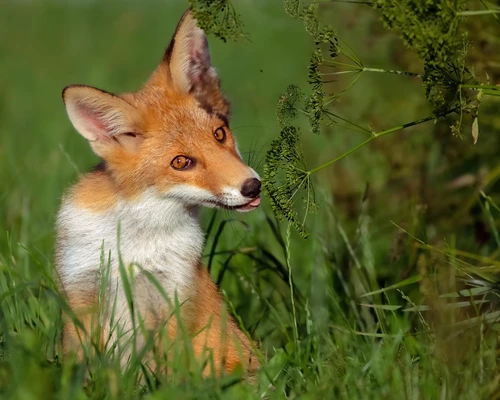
[231,196,261,212]
[208,196,261,212]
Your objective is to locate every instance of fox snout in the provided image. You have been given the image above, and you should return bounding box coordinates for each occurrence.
[213,170,261,213]
[228,176,261,212]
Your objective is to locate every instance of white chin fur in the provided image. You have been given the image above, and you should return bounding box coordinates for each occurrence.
[219,187,250,207]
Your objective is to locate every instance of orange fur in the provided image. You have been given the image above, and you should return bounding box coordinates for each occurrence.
[190,266,259,376]
[136,266,259,376]
[70,170,119,212]
[62,287,102,358]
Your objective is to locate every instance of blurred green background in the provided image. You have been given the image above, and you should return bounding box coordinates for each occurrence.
[2,0,500,398]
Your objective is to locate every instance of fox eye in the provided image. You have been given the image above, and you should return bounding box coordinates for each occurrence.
[214,127,226,143]
[171,155,192,170]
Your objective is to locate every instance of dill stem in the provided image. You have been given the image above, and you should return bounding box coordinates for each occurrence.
[327,0,374,5]
[324,111,371,134]
[323,64,421,78]
[456,10,500,16]
[480,0,500,21]
[460,83,500,97]
[322,70,361,76]
[285,224,299,352]
[362,67,422,78]
[307,110,456,175]
[460,84,500,91]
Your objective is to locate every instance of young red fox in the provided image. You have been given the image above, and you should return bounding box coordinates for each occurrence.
[56,10,260,375]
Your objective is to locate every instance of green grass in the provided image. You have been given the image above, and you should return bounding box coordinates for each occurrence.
[2,0,500,398]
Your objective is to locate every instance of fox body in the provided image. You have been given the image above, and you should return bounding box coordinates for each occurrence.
[56,10,260,375]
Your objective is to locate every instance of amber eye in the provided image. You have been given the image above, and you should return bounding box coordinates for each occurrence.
[214,127,226,143]
[171,155,192,170]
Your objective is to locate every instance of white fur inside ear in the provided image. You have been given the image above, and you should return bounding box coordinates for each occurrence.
[169,11,217,93]
[66,99,119,142]
[63,86,141,145]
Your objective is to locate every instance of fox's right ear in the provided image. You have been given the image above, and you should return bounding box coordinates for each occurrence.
[62,85,143,157]
[164,10,217,95]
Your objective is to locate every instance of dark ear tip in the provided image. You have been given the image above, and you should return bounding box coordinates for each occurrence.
[62,85,72,103]
[61,84,117,105]
[182,8,194,18]
[177,8,195,28]
[162,8,197,63]
[62,84,82,103]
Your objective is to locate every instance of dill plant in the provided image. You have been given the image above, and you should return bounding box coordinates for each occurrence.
[189,0,245,41]
[264,0,500,236]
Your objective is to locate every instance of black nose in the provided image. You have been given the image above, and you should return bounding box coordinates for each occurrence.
[241,178,261,198]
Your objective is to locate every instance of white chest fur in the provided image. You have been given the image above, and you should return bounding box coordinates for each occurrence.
[56,192,205,303]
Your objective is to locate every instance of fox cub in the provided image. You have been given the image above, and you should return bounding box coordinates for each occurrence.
[56,9,260,375]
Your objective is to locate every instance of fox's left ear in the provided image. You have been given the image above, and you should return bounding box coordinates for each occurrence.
[62,85,144,157]
[164,10,229,114]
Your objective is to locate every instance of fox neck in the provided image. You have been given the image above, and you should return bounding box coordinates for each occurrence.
[116,189,202,233]
[113,190,205,269]
[57,187,205,294]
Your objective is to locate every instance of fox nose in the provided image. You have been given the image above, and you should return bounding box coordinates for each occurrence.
[241,178,261,198]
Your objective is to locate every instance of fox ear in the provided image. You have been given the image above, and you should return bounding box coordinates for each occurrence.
[62,85,143,157]
[165,10,221,97]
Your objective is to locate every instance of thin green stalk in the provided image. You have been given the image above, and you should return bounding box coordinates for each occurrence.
[480,0,500,22]
[482,90,500,97]
[307,110,456,175]
[338,36,363,67]
[323,60,363,70]
[456,10,500,16]
[323,72,363,107]
[458,85,464,132]
[285,224,299,351]
[479,198,500,250]
[328,0,374,4]
[322,63,421,78]
[480,191,500,214]
[362,67,422,78]
[460,83,500,97]
[323,110,371,134]
[461,84,500,90]
[322,70,361,76]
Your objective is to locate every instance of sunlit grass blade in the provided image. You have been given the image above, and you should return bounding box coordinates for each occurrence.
[360,276,422,298]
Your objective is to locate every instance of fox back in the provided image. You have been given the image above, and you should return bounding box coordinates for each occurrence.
[56,10,260,375]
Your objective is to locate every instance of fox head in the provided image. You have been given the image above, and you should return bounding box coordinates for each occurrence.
[62,10,261,212]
